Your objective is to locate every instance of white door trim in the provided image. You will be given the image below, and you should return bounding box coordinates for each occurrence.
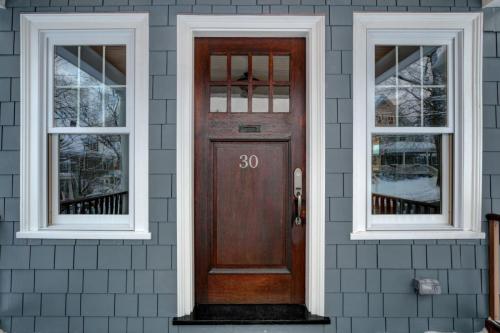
[176,15,326,316]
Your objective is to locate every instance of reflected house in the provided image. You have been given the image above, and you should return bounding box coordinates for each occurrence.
[372,135,441,214]
[375,94,396,126]
[372,136,439,180]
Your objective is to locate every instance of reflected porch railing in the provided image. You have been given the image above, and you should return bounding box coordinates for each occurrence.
[60,191,128,214]
[372,193,440,214]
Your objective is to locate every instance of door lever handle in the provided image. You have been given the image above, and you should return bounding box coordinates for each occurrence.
[295,192,302,225]
[294,168,303,225]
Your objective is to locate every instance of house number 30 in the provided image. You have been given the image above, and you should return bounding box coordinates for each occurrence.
[239,154,259,169]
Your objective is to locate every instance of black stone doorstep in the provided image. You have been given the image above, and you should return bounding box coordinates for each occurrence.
[172,304,331,325]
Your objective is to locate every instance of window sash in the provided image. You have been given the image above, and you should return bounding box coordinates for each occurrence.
[45,32,135,228]
[366,32,455,134]
[48,133,134,228]
[365,33,456,228]
[46,31,134,134]
[367,134,452,228]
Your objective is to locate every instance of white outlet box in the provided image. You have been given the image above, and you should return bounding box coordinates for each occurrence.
[0,0,5,9]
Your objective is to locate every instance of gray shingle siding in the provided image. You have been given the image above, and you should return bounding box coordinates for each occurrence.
[0,1,494,332]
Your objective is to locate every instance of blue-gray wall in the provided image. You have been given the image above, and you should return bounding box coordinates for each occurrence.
[0,1,496,332]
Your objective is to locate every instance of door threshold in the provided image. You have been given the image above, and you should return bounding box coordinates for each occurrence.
[172,304,331,325]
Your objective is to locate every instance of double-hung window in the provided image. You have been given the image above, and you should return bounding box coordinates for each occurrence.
[352,13,483,239]
[18,13,150,239]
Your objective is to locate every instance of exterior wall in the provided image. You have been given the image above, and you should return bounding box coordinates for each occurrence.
[0,1,495,333]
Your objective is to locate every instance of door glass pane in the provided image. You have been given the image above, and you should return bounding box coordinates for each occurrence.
[58,134,129,215]
[374,45,448,128]
[273,86,289,113]
[252,86,268,113]
[53,45,127,128]
[211,55,227,81]
[252,56,268,82]
[210,86,227,113]
[231,56,248,81]
[273,56,290,82]
[231,86,248,113]
[104,46,126,86]
[372,134,442,215]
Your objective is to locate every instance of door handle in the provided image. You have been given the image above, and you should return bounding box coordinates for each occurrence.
[294,168,303,225]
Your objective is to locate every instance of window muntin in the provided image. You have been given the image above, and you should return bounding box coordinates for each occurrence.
[368,42,453,227]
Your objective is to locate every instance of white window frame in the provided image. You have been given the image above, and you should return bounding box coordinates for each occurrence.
[18,13,150,239]
[352,12,484,240]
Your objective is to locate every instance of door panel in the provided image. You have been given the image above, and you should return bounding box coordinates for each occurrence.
[214,141,289,267]
[195,37,306,304]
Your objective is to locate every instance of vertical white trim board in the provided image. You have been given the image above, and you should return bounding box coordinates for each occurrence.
[176,15,326,317]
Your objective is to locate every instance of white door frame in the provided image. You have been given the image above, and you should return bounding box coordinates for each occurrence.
[176,15,326,316]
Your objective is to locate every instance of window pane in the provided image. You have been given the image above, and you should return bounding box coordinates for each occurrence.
[273,56,289,82]
[231,86,248,112]
[423,87,447,127]
[273,86,289,113]
[54,46,79,86]
[375,46,396,86]
[252,86,268,113]
[372,134,442,215]
[54,88,78,127]
[211,55,227,81]
[105,87,126,126]
[80,46,103,86]
[375,87,396,126]
[398,46,421,86]
[58,134,129,215]
[398,87,421,127]
[423,46,447,86]
[231,56,248,81]
[80,87,103,127]
[374,44,448,128]
[210,86,227,113]
[104,45,126,86]
[252,55,268,82]
[53,45,127,128]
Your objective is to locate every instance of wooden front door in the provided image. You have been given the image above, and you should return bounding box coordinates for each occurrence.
[194,37,306,304]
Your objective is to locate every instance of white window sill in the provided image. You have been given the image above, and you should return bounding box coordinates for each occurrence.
[16,230,152,240]
[351,230,485,240]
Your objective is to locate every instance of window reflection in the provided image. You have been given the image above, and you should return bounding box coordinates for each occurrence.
[54,45,126,127]
[375,45,448,127]
[372,135,442,215]
[58,134,128,215]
